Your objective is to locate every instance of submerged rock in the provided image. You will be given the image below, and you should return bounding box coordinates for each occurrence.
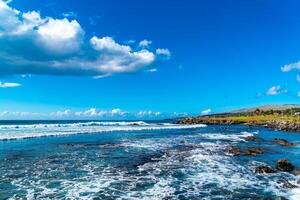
[229,146,265,156]
[276,159,295,172]
[271,139,294,147]
[255,166,275,174]
[244,136,264,142]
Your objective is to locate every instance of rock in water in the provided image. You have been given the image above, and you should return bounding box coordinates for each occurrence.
[293,167,300,176]
[246,148,265,156]
[255,166,275,173]
[282,181,298,189]
[272,138,294,146]
[275,197,288,200]
[276,159,295,172]
[244,136,264,142]
[228,146,264,156]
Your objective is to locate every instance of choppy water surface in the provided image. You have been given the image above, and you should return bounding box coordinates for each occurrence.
[0,121,300,199]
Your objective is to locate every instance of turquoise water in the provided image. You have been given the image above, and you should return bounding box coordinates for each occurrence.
[0,121,300,199]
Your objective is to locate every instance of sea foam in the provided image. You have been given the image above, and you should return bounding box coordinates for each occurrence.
[0,121,206,141]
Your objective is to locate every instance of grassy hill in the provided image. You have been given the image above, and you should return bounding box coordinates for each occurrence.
[177,104,300,132]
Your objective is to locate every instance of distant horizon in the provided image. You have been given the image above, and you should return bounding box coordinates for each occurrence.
[0,103,299,120]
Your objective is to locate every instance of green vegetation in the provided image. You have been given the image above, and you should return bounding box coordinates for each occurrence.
[199,115,300,123]
[204,108,300,123]
[177,105,300,132]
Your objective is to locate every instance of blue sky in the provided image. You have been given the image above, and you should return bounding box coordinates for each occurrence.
[0,0,299,119]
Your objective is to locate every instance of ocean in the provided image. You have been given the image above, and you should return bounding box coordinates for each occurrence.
[0,120,300,199]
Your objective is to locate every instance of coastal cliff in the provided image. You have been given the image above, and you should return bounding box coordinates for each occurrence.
[177,105,300,132]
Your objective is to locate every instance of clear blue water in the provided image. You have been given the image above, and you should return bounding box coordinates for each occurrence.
[0,121,300,199]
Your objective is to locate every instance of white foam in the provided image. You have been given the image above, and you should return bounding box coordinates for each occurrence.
[0,122,206,140]
[198,131,254,142]
[6,132,293,199]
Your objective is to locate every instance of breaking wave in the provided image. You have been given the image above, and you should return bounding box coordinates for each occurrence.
[0,121,206,141]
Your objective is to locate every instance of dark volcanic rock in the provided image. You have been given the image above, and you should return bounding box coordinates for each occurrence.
[282,181,298,189]
[272,139,294,147]
[244,136,264,142]
[228,146,242,156]
[255,166,276,174]
[229,146,265,156]
[276,159,295,172]
[275,197,288,200]
[176,117,300,132]
[293,168,300,176]
[266,121,300,132]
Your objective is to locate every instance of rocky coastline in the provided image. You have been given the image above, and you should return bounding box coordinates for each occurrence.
[176,117,300,132]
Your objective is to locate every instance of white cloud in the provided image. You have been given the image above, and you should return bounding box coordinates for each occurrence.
[146,68,157,73]
[0,82,21,88]
[90,36,131,53]
[281,61,300,72]
[50,109,71,117]
[139,39,152,47]
[0,111,41,118]
[201,109,212,115]
[111,108,127,115]
[62,11,77,18]
[126,39,135,44]
[36,18,84,55]
[0,108,194,120]
[75,108,127,117]
[156,48,171,58]
[137,110,161,117]
[266,85,281,96]
[0,1,167,77]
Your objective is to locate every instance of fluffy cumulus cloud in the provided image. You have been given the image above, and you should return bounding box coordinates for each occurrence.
[201,109,212,115]
[266,85,288,96]
[0,81,21,88]
[0,1,170,77]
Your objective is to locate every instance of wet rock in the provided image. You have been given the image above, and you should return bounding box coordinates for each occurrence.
[266,121,300,132]
[228,146,242,156]
[293,167,300,176]
[244,136,264,142]
[229,146,265,156]
[276,159,295,172]
[282,181,298,189]
[255,166,276,174]
[245,148,265,156]
[271,139,294,147]
[275,197,288,200]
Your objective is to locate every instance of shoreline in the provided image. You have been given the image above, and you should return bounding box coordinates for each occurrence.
[176,116,300,132]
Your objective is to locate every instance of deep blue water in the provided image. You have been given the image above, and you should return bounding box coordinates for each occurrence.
[0,121,300,199]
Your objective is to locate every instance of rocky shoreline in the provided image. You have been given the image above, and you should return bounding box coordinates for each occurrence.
[228,136,300,198]
[176,117,300,132]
